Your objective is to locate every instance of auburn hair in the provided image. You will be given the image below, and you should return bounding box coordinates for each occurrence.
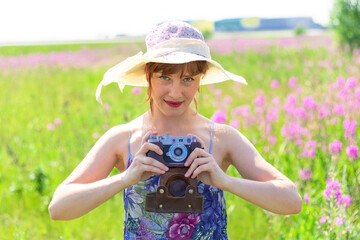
[144,61,209,113]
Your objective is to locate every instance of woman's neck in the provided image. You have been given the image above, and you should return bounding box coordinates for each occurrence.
[143,108,198,135]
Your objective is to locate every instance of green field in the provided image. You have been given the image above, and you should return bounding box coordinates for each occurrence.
[1,36,359,239]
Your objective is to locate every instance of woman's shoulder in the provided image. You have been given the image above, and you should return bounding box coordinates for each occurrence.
[211,121,247,148]
[95,124,131,158]
[97,116,144,161]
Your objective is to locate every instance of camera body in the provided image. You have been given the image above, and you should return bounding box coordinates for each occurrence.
[147,134,201,167]
[145,134,203,213]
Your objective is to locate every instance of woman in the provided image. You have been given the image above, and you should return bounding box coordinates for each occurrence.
[49,21,302,239]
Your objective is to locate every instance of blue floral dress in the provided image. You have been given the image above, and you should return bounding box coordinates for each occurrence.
[123,122,228,240]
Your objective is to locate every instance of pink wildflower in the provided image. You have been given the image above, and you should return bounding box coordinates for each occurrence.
[294,107,307,119]
[266,109,278,122]
[299,169,312,181]
[284,94,297,115]
[47,123,55,130]
[334,217,345,225]
[346,145,358,159]
[288,77,297,87]
[132,87,142,95]
[265,125,271,134]
[331,118,339,125]
[329,83,337,91]
[322,144,327,152]
[254,95,265,106]
[224,96,232,104]
[230,120,240,129]
[207,84,215,91]
[332,105,345,116]
[304,193,310,204]
[336,76,346,89]
[272,97,280,105]
[271,80,279,88]
[54,118,62,126]
[329,140,342,155]
[320,217,327,223]
[307,140,317,148]
[211,110,227,124]
[338,194,352,209]
[356,89,360,103]
[338,87,350,101]
[318,106,331,119]
[268,136,277,144]
[345,76,357,89]
[254,107,264,115]
[324,179,342,200]
[92,133,100,139]
[231,105,251,117]
[215,89,222,97]
[281,121,307,141]
[343,119,357,139]
[303,96,317,110]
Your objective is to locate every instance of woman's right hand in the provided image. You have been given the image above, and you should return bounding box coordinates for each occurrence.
[123,130,169,187]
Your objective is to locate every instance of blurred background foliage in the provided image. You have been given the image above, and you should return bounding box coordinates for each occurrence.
[331,0,360,51]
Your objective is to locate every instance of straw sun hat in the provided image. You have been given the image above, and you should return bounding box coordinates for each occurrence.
[96,21,247,103]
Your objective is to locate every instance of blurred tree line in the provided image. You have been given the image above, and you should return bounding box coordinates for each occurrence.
[331,0,360,52]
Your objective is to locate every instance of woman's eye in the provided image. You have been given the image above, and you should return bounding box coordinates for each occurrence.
[160,76,170,81]
[183,77,194,82]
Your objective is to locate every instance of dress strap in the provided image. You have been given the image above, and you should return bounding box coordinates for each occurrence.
[128,130,131,155]
[209,121,214,154]
[126,130,133,169]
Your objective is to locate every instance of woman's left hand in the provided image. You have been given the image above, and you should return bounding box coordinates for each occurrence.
[184,134,228,189]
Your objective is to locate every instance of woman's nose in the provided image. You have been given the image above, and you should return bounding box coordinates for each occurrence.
[168,82,182,99]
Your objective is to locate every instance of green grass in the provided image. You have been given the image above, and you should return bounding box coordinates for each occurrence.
[0,41,144,56]
[1,40,359,239]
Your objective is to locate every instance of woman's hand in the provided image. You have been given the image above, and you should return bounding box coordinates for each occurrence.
[124,130,169,187]
[184,134,228,189]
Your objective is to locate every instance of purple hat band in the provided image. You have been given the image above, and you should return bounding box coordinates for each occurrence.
[145,21,205,49]
[144,38,211,59]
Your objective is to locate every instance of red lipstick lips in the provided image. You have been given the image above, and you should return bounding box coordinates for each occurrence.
[164,100,183,108]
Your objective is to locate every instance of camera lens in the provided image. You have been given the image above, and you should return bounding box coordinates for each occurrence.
[168,179,187,197]
[168,143,188,162]
[174,148,183,156]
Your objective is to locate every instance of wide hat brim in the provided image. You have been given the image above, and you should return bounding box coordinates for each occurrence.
[96,41,247,103]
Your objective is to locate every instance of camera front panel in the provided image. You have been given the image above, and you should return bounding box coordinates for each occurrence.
[163,144,192,166]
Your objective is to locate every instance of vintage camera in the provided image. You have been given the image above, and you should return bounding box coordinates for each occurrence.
[145,134,204,213]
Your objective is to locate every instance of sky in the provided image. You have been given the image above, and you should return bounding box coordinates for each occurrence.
[0,0,336,43]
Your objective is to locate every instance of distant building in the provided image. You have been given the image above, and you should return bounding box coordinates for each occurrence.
[214,17,326,32]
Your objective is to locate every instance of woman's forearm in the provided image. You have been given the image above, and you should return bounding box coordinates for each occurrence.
[222,176,302,215]
[48,172,129,220]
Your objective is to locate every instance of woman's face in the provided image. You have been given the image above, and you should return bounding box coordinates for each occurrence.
[149,70,201,117]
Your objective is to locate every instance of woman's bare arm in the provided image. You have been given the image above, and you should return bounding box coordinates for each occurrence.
[219,125,302,215]
[48,125,129,220]
[48,127,168,220]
